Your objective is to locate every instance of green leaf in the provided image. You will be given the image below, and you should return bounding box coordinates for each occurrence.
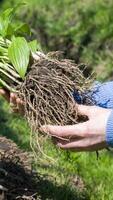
[13,2,26,12]
[2,8,14,20]
[0,8,14,37]
[28,40,38,53]
[7,24,14,37]
[0,3,26,37]
[0,17,4,36]
[15,23,31,36]
[8,37,30,79]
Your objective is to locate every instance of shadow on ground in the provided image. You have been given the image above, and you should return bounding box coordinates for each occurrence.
[0,159,89,200]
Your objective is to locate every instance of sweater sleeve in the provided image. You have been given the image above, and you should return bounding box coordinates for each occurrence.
[90,81,113,108]
[91,82,113,147]
[73,81,113,108]
[106,110,113,147]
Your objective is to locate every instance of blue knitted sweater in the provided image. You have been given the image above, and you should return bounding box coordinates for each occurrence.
[73,81,113,147]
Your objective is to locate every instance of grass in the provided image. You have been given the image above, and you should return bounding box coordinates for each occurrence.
[0,97,113,199]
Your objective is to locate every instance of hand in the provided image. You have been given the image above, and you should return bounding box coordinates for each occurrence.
[41,105,112,151]
[0,89,24,115]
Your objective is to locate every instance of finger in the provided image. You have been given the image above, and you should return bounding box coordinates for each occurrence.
[0,89,10,101]
[10,93,18,113]
[16,98,24,115]
[52,136,81,145]
[10,93,17,105]
[57,140,86,151]
[56,136,107,151]
[41,122,89,138]
[77,104,97,118]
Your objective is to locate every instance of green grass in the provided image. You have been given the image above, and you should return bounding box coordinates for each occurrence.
[0,97,30,150]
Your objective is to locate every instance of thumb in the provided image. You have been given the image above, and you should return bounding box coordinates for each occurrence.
[77,104,96,118]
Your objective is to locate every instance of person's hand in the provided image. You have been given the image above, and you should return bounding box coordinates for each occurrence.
[0,89,24,115]
[41,105,112,151]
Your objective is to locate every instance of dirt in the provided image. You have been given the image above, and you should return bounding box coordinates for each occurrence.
[0,136,40,200]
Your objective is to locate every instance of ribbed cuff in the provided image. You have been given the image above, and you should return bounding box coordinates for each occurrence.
[106,110,113,147]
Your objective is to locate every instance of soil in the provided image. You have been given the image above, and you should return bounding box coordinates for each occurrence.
[0,136,40,200]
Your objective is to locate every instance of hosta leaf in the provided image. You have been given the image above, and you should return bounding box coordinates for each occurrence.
[0,8,14,37]
[0,4,26,37]
[2,8,14,20]
[15,23,31,36]
[0,17,4,35]
[0,16,9,37]
[28,40,38,53]
[8,37,30,79]
[6,24,14,37]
